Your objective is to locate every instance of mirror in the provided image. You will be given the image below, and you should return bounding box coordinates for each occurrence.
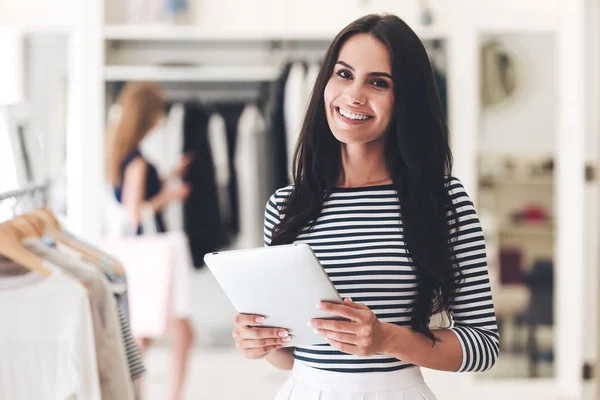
[480,39,519,108]
[0,30,69,221]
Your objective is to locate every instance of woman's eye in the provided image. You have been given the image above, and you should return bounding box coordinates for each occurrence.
[371,79,390,89]
[336,69,352,79]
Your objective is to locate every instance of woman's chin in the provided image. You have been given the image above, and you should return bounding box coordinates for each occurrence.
[331,131,385,146]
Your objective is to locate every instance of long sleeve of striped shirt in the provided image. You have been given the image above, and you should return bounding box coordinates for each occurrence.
[446,178,499,372]
[264,190,284,246]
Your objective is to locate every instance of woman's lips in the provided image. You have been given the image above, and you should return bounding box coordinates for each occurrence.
[335,106,374,125]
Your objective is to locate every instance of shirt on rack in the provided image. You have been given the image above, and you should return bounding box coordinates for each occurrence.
[102,267,148,380]
[235,103,269,249]
[182,102,221,266]
[54,238,146,379]
[208,111,232,245]
[24,238,138,400]
[283,62,306,180]
[0,269,101,400]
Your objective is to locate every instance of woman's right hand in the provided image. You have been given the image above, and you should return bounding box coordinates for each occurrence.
[164,181,191,202]
[232,314,291,359]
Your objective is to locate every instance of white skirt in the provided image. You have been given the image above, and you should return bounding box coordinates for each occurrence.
[275,362,437,400]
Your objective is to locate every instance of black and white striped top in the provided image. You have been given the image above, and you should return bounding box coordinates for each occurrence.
[264,177,499,373]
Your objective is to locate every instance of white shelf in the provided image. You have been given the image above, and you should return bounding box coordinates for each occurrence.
[482,177,554,186]
[104,65,280,82]
[103,24,447,42]
[500,225,554,237]
[104,25,336,41]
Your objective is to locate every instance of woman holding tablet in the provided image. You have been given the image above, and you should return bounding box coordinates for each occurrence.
[232,14,498,399]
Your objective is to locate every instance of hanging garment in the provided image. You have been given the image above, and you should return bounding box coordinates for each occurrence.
[304,63,321,108]
[56,228,146,381]
[261,62,293,191]
[283,62,307,180]
[182,102,221,268]
[24,238,140,397]
[0,269,101,400]
[215,102,247,238]
[139,102,186,232]
[207,112,232,245]
[48,232,145,380]
[235,104,268,249]
[432,66,447,118]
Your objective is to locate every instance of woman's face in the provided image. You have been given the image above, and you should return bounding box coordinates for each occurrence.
[324,33,395,146]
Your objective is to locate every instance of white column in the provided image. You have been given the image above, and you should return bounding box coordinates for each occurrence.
[447,15,478,198]
[66,0,104,238]
[556,0,586,398]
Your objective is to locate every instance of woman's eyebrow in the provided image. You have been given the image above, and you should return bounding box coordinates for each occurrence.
[336,60,393,80]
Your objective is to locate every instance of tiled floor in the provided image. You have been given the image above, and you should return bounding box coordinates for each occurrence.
[144,345,289,400]
[142,344,558,400]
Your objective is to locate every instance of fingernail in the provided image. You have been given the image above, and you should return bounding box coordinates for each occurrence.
[282,337,292,343]
[317,302,323,309]
[308,320,316,328]
[278,330,289,338]
[314,329,322,335]
[255,317,265,324]
[347,297,353,302]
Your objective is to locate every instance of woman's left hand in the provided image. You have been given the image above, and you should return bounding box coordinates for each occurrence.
[310,297,389,357]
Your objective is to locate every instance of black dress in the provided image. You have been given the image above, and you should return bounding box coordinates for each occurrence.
[113,148,166,234]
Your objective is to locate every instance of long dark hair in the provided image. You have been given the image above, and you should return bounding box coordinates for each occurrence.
[271,14,459,343]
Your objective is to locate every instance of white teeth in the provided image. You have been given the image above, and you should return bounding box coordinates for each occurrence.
[338,107,371,121]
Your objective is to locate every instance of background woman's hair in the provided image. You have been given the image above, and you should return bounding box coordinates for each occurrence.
[270,14,459,343]
[106,82,165,185]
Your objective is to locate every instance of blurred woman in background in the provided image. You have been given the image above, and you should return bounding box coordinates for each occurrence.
[106,82,195,400]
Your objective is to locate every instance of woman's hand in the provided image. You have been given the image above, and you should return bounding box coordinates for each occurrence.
[163,181,191,202]
[232,314,292,359]
[310,297,389,357]
[170,153,195,179]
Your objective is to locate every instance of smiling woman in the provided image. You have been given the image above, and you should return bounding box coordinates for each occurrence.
[231,13,498,400]
[325,37,394,144]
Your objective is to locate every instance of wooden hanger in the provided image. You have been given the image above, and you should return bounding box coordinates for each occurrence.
[0,220,52,277]
[11,214,91,293]
[21,213,46,236]
[10,216,42,238]
[29,208,125,276]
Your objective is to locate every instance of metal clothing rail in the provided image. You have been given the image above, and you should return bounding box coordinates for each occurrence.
[0,181,49,202]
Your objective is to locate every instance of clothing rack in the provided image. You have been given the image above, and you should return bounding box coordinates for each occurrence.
[0,181,48,203]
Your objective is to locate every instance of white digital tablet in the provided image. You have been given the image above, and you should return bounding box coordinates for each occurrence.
[203,243,343,346]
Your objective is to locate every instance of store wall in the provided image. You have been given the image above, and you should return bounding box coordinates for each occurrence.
[27,34,69,212]
[0,0,77,26]
[479,34,557,157]
[102,0,448,30]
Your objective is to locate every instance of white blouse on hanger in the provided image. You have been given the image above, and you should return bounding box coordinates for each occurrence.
[207,112,231,228]
[284,62,307,180]
[0,269,100,400]
[304,63,320,111]
[235,104,268,249]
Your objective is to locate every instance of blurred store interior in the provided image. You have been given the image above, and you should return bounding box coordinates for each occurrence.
[0,0,599,399]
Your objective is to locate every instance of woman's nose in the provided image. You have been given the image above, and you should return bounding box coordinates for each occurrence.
[344,82,366,105]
